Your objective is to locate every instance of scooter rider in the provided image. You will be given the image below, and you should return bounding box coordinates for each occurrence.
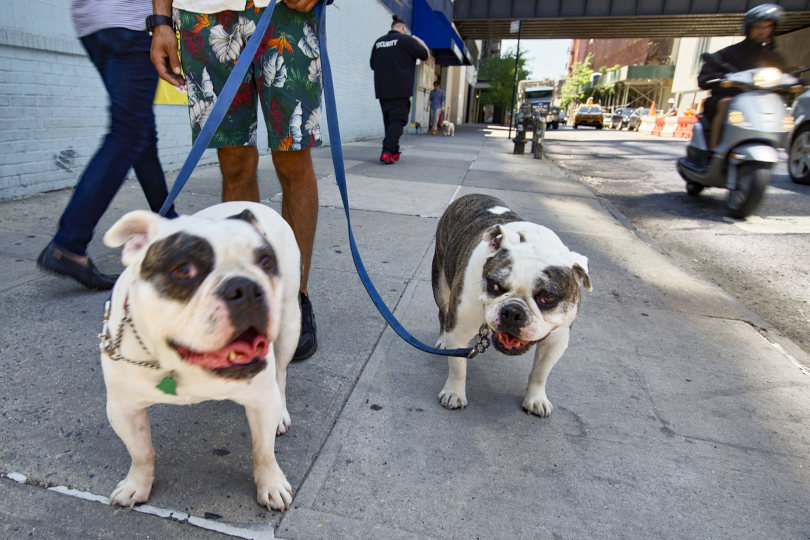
[698,4,786,152]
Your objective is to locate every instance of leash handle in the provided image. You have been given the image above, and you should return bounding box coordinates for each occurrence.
[158,1,278,216]
[315,4,477,358]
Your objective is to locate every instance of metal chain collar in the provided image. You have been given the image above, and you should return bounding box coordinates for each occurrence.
[98,299,160,370]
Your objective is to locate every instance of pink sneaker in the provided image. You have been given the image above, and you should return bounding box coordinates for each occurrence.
[379,151,395,164]
[392,152,401,162]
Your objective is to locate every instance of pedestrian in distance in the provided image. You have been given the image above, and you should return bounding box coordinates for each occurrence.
[664,97,677,117]
[698,3,786,150]
[149,0,330,361]
[369,15,430,164]
[37,0,179,291]
[428,81,445,135]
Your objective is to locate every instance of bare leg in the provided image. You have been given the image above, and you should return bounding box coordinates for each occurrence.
[272,149,318,295]
[218,146,260,202]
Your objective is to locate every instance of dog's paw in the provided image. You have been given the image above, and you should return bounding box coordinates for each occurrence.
[438,389,467,409]
[522,389,553,417]
[276,409,291,436]
[255,466,293,512]
[109,471,153,508]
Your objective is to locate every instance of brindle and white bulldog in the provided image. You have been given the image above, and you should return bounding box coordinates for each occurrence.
[432,194,591,417]
[99,201,300,511]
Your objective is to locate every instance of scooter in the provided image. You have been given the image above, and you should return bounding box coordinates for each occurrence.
[677,53,802,218]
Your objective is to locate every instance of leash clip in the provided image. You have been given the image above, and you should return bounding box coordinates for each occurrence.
[466,324,491,359]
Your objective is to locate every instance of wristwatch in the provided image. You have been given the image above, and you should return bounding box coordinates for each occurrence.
[145,14,174,36]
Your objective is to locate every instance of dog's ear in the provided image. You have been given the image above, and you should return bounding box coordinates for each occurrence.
[103,210,164,266]
[569,252,592,292]
[482,224,504,251]
[483,224,522,252]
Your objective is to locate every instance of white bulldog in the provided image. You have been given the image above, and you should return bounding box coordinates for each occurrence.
[99,201,300,511]
[432,194,591,417]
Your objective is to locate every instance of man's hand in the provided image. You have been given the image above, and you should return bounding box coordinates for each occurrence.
[412,35,430,57]
[283,0,319,12]
[150,25,184,88]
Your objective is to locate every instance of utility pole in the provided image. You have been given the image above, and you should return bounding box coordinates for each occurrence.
[507,20,521,140]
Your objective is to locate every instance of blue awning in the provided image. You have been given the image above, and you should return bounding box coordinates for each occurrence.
[412,0,473,66]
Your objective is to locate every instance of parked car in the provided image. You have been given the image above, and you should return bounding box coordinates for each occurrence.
[788,89,810,185]
[610,107,632,129]
[574,106,604,129]
[627,107,650,131]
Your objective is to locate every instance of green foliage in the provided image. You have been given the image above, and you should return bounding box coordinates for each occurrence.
[559,53,594,109]
[478,48,530,110]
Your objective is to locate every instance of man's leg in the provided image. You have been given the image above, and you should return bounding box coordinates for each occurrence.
[271,149,317,294]
[387,98,411,154]
[219,146,260,203]
[272,148,318,360]
[709,98,731,151]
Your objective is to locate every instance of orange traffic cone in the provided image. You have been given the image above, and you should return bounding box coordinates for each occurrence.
[649,101,656,117]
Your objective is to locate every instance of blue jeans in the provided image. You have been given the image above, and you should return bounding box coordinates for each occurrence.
[54,28,176,256]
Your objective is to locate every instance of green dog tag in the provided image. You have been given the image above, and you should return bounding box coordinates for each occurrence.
[156,375,177,396]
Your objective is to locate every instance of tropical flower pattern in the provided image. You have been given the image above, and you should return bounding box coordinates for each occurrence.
[174,4,322,150]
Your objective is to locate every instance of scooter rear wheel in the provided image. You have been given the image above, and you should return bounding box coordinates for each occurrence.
[726,163,769,219]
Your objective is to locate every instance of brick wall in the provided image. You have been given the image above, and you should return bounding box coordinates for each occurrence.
[0,0,392,201]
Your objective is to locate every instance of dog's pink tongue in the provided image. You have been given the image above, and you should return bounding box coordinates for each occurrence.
[180,333,268,370]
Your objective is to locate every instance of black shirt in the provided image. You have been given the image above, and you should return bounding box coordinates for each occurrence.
[370,30,429,99]
[698,38,786,99]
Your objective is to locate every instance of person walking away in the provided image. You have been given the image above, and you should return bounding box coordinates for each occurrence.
[149,0,329,360]
[369,16,429,164]
[428,81,445,134]
[698,3,786,151]
[37,0,178,291]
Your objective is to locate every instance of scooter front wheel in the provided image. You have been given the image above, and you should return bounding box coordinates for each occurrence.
[726,163,770,219]
[686,181,704,196]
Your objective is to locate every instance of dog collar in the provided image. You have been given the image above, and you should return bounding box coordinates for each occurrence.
[98,297,178,395]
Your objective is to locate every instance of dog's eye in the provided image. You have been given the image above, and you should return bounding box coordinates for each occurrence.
[486,279,505,296]
[170,262,198,281]
[257,252,277,274]
[535,296,559,308]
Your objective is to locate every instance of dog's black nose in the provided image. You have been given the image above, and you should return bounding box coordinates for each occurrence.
[501,303,528,328]
[219,277,264,308]
[218,277,268,334]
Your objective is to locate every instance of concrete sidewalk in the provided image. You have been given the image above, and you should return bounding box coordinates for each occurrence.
[1,125,809,539]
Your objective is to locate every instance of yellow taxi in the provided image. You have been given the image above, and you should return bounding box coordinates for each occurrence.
[573,105,604,129]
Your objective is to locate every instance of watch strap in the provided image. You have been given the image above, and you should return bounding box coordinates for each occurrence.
[146,14,174,34]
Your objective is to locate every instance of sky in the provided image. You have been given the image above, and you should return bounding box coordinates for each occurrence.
[500,39,571,81]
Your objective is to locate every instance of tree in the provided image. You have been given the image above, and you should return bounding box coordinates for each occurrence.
[560,53,594,109]
[478,48,530,112]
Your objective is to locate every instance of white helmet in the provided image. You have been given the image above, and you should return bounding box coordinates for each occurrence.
[668,98,675,104]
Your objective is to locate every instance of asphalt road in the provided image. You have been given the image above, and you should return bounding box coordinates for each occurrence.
[542,123,810,361]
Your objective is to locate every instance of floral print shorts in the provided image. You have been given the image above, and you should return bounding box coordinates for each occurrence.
[175,3,322,151]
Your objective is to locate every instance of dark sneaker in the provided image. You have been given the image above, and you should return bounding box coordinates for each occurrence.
[293,292,317,361]
[37,242,117,290]
[379,151,395,164]
[392,152,401,162]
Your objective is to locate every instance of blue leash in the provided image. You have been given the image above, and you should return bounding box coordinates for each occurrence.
[158,1,488,359]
